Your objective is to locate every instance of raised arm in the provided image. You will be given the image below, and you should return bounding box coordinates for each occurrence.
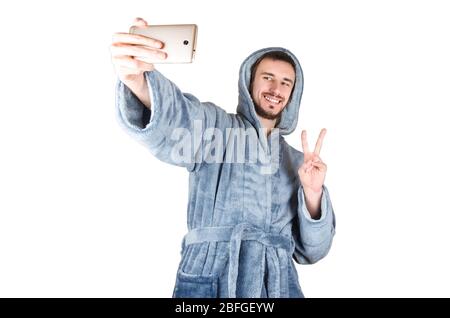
[293,129,336,264]
[111,18,231,171]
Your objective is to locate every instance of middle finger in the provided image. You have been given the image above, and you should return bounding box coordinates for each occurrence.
[112,32,164,49]
[314,128,327,155]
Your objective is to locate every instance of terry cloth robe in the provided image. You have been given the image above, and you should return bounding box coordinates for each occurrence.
[116,47,336,298]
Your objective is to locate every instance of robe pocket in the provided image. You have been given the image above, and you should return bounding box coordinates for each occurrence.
[173,271,218,298]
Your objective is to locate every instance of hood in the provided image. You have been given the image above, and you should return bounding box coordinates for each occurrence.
[236,47,304,135]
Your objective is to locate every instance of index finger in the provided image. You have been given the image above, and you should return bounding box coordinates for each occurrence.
[301,130,310,153]
[314,128,327,155]
[112,32,163,49]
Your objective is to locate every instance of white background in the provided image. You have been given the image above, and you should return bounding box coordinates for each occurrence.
[0,0,449,297]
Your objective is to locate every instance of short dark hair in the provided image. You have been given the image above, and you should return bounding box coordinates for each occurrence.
[249,51,296,92]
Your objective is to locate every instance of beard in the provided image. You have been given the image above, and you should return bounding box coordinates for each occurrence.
[253,100,283,120]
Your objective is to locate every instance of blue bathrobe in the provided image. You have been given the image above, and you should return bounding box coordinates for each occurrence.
[116,47,336,298]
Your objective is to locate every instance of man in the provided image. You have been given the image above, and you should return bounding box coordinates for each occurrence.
[111,18,335,298]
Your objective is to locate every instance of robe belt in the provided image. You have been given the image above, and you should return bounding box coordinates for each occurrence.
[182,223,294,297]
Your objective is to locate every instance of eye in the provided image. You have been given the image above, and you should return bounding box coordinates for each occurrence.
[263,76,273,81]
[282,82,290,87]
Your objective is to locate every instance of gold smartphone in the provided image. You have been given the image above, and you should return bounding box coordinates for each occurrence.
[129,24,197,64]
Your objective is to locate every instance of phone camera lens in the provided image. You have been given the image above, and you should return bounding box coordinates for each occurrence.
[183,40,189,45]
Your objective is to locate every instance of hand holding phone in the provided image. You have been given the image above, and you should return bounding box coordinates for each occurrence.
[110,18,168,108]
[129,24,198,64]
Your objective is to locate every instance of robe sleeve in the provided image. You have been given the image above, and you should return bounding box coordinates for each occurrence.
[116,70,229,171]
[292,185,336,264]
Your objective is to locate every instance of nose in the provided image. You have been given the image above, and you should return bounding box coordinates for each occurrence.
[269,81,281,96]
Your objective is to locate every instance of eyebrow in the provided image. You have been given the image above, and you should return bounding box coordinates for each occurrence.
[261,72,295,85]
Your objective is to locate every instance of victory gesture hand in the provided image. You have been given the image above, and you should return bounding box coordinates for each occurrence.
[298,129,328,194]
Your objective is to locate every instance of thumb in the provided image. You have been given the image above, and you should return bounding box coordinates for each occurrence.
[133,17,148,27]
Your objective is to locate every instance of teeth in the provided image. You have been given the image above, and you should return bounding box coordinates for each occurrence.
[264,96,280,104]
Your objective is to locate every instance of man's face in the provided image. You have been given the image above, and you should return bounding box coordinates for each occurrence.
[251,58,295,120]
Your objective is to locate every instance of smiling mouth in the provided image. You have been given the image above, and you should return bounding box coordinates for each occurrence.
[263,94,282,105]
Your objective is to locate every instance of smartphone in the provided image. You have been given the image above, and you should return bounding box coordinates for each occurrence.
[129,24,197,64]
